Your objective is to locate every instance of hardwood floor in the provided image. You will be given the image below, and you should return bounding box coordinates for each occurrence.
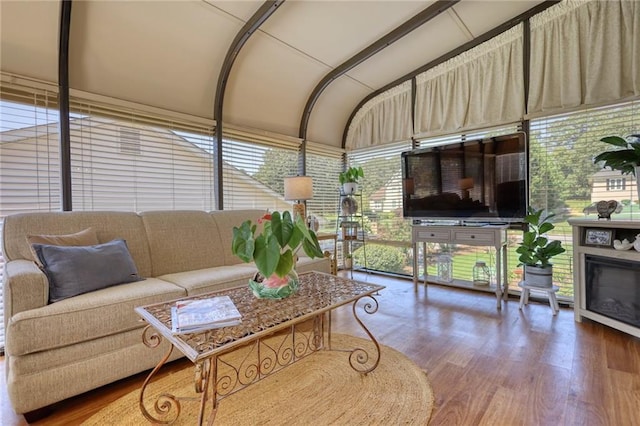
[2,272,639,425]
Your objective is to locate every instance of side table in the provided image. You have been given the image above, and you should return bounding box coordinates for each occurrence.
[518,281,560,315]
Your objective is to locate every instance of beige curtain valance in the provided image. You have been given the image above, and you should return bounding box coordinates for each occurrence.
[345,80,412,150]
[414,24,524,139]
[528,0,640,116]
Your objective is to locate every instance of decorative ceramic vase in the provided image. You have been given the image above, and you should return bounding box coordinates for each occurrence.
[341,196,358,215]
[249,269,299,299]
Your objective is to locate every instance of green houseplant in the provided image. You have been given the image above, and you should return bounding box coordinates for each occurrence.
[231,211,324,299]
[593,134,640,175]
[516,207,566,287]
[594,134,640,203]
[339,166,364,194]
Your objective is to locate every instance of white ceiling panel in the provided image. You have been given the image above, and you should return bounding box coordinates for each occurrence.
[307,76,371,147]
[206,0,264,22]
[69,1,241,119]
[0,0,60,82]
[346,10,470,89]
[259,1,432,67]
[223,29,331,139]
[453,1,543,37]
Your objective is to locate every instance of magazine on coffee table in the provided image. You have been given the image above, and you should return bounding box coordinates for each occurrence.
[171,295,242,334]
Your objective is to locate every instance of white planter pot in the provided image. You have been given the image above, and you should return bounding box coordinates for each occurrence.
[342,182,358,195]
[524,265,553,288]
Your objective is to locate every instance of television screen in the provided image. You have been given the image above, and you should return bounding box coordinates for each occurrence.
[401,132,528,224]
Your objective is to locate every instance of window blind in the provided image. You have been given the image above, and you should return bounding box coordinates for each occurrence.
[529,99,640,299]
[306,142,344,234]
[0,78,61,351]
[222,137,300,212]
[347,140,413,275]
[69,98,215,212]
[0,225,3,351]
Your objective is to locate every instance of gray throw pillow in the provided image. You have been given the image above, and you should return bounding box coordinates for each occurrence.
[32,239,142,303]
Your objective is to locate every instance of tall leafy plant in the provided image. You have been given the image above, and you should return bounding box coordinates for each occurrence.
[593,134,640,175]
[516,207,566,268]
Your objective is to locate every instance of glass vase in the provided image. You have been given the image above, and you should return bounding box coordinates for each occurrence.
[249,269,299,299]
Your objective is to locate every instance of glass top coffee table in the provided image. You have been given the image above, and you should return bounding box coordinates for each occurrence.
[135,271,385,424]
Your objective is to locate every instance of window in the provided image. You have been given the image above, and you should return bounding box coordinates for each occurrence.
[0,80,61,351]
[530,99,640,299]
[306,143,344,234]
[606,178,626,191]
[69,98,215,212]
[347,140,413,275]
[222,136,299,211]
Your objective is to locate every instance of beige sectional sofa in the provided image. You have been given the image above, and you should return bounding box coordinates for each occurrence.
[2,209,330,415]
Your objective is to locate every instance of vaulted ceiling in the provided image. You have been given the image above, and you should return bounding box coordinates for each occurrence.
[0,1,544,148]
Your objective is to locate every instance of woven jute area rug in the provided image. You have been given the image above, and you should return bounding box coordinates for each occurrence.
[83,333,434,425]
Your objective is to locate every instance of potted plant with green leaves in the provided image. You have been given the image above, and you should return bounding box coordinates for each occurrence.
[232,211,324,299]
[594,134,640,201]
[516,207,566,288]
[339,166,364,194]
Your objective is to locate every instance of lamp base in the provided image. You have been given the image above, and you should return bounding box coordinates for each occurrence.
[292,202,306,222]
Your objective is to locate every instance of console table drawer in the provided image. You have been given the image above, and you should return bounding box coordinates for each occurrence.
[415,229,451,242]
[452,230,495,244]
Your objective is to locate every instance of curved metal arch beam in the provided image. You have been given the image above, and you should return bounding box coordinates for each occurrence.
[214,0,285,210]
[298,1,459,154]
[341,0,561,149]
[59,0,73,211]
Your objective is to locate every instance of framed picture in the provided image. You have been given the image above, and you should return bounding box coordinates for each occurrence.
[584,228,614,247]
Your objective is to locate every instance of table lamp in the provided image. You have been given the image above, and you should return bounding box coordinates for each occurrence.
[284,176,313,221]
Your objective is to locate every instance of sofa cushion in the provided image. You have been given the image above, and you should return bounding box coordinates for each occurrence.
[2,211,153,277]
[141,211,226,276]
[32,239,142,303]
[5,277,186,356]
[160,256,331,296]
[159,263,259,296]
[210,209,268,266]
[27,227,99,266]
[295,255,332,275]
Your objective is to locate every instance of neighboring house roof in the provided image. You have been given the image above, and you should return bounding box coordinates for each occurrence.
[370,173,401,201]
[591,169,632,179]
[1,118,290,205]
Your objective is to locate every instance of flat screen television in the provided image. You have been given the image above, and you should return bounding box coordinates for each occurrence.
[401,132,528,224]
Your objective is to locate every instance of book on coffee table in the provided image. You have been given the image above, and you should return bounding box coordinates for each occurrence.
[171,295,242,334]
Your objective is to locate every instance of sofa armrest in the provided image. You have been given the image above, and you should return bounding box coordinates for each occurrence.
[3,260,49,323]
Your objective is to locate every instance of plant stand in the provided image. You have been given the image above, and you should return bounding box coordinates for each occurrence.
[518,281,560,315]
[336,191,366,278]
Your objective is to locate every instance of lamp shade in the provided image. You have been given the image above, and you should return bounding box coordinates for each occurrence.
[459,177,474,190]
[284,176,313,201]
